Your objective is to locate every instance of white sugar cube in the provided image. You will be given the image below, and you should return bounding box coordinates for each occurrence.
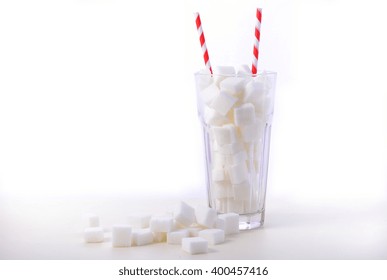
[217,142,243,155]
[226,150,247,165]
[153,232,167,243]
[213,66,236,85]
[131,228,154,246]
[233,181,251,200]
[213,181,234,199]
[174,201,196,227]
[212,124,237,146]
[198,229,225,245]
[127,214,151,229]
[195,206,217,228]
[203,106,229,126]
[240,119,264,143]
[219,77,246,96]
[84,227,104,243]
[182,237,208,254]
[212,152,227,169]
[212,168,225,182]
[243,80,265,108]
[234,103,255,126]
[87,214,99,227]
[210,90,238,116]
[216,213,239,234]
[199,83,219,105]
[112,225,132,247]
[228,162,249,184]
[167,229,189,245]
[150,216,173,232]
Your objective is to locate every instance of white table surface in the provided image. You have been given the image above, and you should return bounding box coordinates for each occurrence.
[1,193,386,260]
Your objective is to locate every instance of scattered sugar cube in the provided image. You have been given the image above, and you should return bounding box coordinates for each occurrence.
[112,225,132,247]
[219,77,246,96]
[199,229,225,245]
[167,229,189,245]
[216,213,239,234]
[150,216,173,233]
[212,167,225,182]
[174,201,196,227]
[132,228,154,246]
[195,206,217,228]
[233,181,251,201]
[234,103,255,126]
[228,162,249,184]
[87,214,99,227]
[212,124,237,146]
[210,90,238,116]
[127,214,151,229]
[199,83,219,105]
[182,237,208,255]
[84,227,104,243]
[153,232,167,243]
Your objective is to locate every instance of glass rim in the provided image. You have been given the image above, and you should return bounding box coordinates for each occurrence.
[194,70,277,77]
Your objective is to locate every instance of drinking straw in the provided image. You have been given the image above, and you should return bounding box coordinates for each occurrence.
[252,8,262,74]
[194,12,213,74]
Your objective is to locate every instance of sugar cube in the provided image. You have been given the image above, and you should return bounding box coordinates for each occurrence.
[212,124,237,146]
[210,90,238,116]
[182,237,208,254]
[84,227,104,243]
[131,228,154,246]
[199,83,220,105]
[174,201,196,227]
[233,181,251,201]
[228,162,249,184]
[211,168,225,182]
[112,225,132,247]
[150,216,173,232]
[216,213,239,234]
[195,206,217,228]
[219,77,246,96]
[234,103,255,126]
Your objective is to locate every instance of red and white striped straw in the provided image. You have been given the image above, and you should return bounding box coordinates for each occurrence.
[252,8,262,74]
[195,12,212,74]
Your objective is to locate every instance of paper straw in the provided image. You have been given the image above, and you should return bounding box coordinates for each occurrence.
[252,8,262,74]
[195,12,212,74]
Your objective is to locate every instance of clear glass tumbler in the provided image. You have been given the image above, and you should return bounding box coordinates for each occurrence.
[194,70,276,229]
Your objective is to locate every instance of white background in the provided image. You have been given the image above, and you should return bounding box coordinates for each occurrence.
[0,0,387,260]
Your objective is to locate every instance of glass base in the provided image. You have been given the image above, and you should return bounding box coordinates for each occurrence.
[239,210,265,230]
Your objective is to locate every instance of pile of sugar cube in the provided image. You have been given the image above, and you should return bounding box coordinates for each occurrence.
[84,201,239,255]
[195,65,274,215]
